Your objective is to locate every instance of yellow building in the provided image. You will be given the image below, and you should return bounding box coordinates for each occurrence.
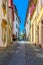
[30,0,43,47]
[0,0,12,47]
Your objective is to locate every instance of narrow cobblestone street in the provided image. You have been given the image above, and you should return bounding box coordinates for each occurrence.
[0,42,43,65]
[8,42,43,65]
[0,0,43,65]
[0,43,18,65]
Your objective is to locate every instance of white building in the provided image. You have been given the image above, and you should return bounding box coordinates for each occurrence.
[13,5,20,40]
[25,10,30,41]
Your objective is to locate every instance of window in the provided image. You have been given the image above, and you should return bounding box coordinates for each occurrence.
[27,21,28,24]
[41,0,43,6]
[18,26,20,31]
[41,20,43,24]
[16,32,17,37]
[16,24,18,28]
[16,17,18,21]
[27,22,28,24]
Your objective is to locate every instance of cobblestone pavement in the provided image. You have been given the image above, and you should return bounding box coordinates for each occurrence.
[0,42,43,65]
[8,44,26,65]
[0,42,18,65]
[8,43,43,65]
[25,44,43,65]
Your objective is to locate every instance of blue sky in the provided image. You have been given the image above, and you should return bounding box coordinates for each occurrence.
[13,0,28,32]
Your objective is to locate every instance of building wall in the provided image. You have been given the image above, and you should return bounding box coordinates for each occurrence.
[25,0,43,47]
[0,0,3,46]
[30,7,38,43]
[0,0,13,47]
[30,0,43,47]
[0,0,8,47]
[41,20,43,45]
[13,12,20,39]
[25,12,30,41]
[8,7,12,42]
[25,21,30,40]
